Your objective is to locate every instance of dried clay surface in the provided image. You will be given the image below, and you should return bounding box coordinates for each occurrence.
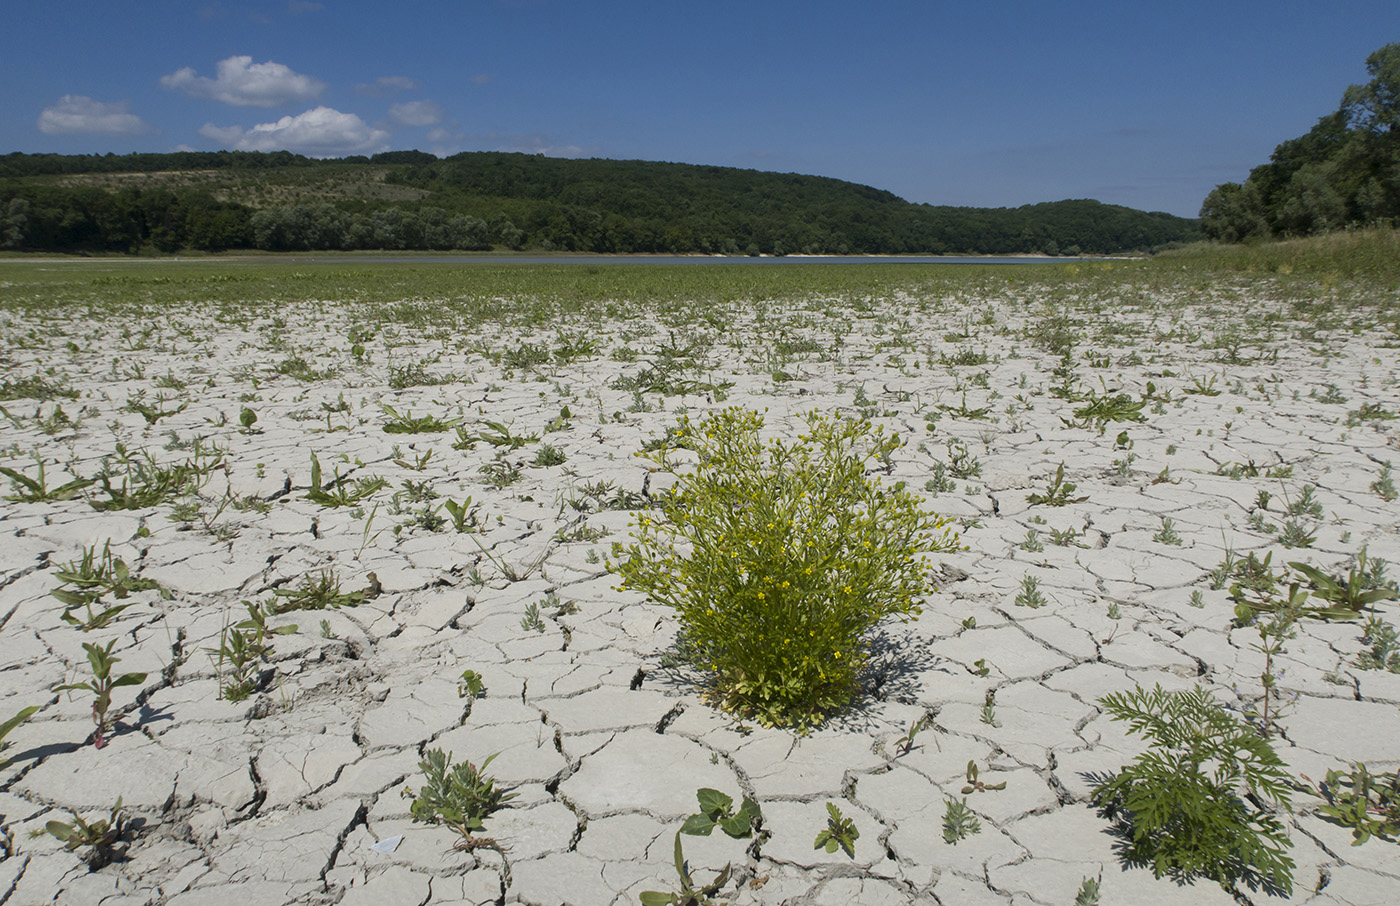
[1,269,1399,905]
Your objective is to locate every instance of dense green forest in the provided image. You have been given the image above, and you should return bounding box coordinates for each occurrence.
[1201,43,1400,241]
[0,147,1199,256]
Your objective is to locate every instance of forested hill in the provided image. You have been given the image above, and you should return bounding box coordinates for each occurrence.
[0,149,1200,255]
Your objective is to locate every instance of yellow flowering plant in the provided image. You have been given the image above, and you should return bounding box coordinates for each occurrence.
[611,407,960,732]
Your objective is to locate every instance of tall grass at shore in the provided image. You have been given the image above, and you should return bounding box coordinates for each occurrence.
[1155,227,1400,283]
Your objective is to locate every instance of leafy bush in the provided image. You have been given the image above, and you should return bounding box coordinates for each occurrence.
[1091,684,1294,895]
[611,407,959,732]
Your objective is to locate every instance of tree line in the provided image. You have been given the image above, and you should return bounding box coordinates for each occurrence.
[1201,43,1400,242]
[1,150,1200,255]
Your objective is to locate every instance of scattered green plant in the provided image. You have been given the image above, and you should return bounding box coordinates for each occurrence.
[1074,876,1101,906]
[521,601,545,632]
[57,640,147,749]
[942,797,982,844]
[680,788,762,838]
[1026,463,1087,507]
[961,760,1007,794]
[813,801,859,857]
[269,569,378,613]
[1356,615,1400,672]
[457,669,486,699]
[1302,763,1400,845]
[0,705,39,767]
[1371,462,1396,502]
[50,541,169,629]
[893,714,930,755]
[1153,516,1183,546]
[381,404,462,434]
[639,833,732,906]
[0,456,92,502]
[304,452,386,507]
[207,600,296,701]
[34,798,127,868]
[1090,684,1294,896]
[403,749,517,852]
[1015,575,1047,608]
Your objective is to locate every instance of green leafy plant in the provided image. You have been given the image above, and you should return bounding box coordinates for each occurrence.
[0,456,92,502]
[961,760,1007,794]
[1014,575,1047,608]
[443,496,480,533]
[90,443,221,511]
[304,452,386,507]
[454,420,538,451]
[813,801,859,857]
[611,407,960,732]
[1090,684,1294,896]
[268,569,379,613]
[639,832,732,906]
[942,797,982,844]
[520,601,545,632]
[404,749,517,851]
[1371,462,1396,502]
[1068,391,1147,432]
[680,788,761,838]
[1026,463,1087,507]
[1152,516,1183,546]
[1302,763,1400,845]
[0,705,39,767]
[1355,615,1400,672]
[893,714,930,755]
[50,540,169,630]
[532,443,567,466]
[1289,552,1398,618]
[457,669,486,699]
[123,391,188,426]
[35,798,126,868]
[381,404,462,434]
[207,600,296,702]
[980,689,997,725]
[57,640,147,749]
[1074,876,1101,906]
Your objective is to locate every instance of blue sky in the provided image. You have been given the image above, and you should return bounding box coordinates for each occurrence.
[3,1,1396,217]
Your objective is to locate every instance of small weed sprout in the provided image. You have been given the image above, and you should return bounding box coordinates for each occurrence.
[457,669,487,699]
[893,714,931,755]
[1302,763,1400,845]
[35,798,127,868]
[403,749,517,852]
[0,456,92,502]
[1015,575,1047,608]
[57,640,147,749]
[640,833,732,906]
[942,797,982,844]
[1371,462,1396,502]
[961,760,1007,794]
[680,788,761,838]
[611,407,959,732]
[1074,876,1102,906]
[520,601,545,633]
[1153,517,1184,546]
[1027,463,1087,507]
[813,802,859,857]
[0,705,39,767]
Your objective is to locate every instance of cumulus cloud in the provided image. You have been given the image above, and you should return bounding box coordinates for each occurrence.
[203,106,390,156]
[38,95,151,135]
[388,100,443,127]
[161,56,325,107]
[355,75,418,97]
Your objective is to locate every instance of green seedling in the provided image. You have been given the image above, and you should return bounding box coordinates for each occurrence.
[960,615,977,629]
[90,443,221,511]
[0,705,40,767]
[479,457,522,489]
[1015,575,1047,608]
[961,760,1007,794]
[238,406,261,434]
[968,658,990,677]
[532,443,567,466]
[1302,763,1400,845]
[1289,552,1398,617]
[124,391,188,426]
[1026,463,1087,507]
[35,798,126,868]
[1074,876,1102,906]
[304,452,386,507]
[51,541,169,624]
[57,640,147,749]
[520,601,545,632]
[208,600,296,702]
[1356,615,1400,672]
[1153,517,1183,546]
[443,496,479,532]
[942,796,982,843]
[404,749,517,852]
[680,787,761,838]
[1185,374,1221,396]
[1091,684,1294,895]
[268,569,379,613]
[381,403,461,434]
[639,832,732,906]
[893,714,930,755]
[1371,462,1396,502]
[393,447,434,471]
[980,689,997,725]
[0,457,92,502]
[1068,391,1147,432]
[454,420,538,450]
[813,801,859,857]
[457,669,486,699]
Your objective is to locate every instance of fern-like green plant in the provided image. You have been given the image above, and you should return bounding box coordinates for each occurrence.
[1090,684,1294,896]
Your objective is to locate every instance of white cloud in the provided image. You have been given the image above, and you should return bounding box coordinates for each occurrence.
[37,95,150,135]
[388,100,443,127]
[161,55,325,107]
[197,123,246,144]
[204,106,390,157]
[355,75,417,97]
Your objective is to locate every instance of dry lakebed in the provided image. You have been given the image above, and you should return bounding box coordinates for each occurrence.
[0,261,1398,905]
